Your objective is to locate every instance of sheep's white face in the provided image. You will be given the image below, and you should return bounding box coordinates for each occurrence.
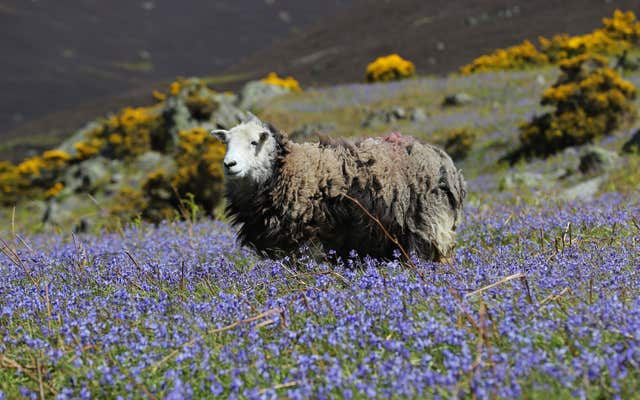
[212,118,279,185]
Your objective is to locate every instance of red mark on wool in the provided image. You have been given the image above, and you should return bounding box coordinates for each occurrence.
[383,132,413,145]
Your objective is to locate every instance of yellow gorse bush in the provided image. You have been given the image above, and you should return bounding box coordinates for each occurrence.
[261,72,303,92]
[517,54,637,158]
[461,9,640,74]
[16,157,46,176]
[460,41,549,75]
[86,105,163,159]
[366,54,416,82]
[540,30,629,63]
[172,127,226,212]
[1,150,73,205]
[602,9,640,43]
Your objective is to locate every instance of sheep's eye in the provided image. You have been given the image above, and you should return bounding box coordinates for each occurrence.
[250,140,259,146]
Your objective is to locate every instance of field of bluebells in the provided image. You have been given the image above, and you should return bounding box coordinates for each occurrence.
[1,189,639,398]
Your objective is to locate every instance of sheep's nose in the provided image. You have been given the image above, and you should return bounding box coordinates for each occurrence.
[224,160,237,169]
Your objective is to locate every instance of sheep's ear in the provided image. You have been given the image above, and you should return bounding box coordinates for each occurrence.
[211,129,228,143]
[267,122,278,134]
[246,111,260,123]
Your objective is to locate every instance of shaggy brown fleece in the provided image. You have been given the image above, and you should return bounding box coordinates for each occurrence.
[225,133,466,260]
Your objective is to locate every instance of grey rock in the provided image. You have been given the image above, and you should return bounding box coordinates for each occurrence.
[499,171,545,190]
[42,200,64,226]
[443,93,473,107]
[121,152,177,190]
[391,107,406,119]
[362,107,410,128]
[560,176,606,201]
[135,151,177,176]
[43,196,98,228]
[578,146,619,175]
[238,80,292,110]
[361,110,388,128]
[562,146,579,158]
[289,123,336,143]
[164,95,193,137]
[63,157,112,193]
[410,107,428,123]
[622,129,640,153]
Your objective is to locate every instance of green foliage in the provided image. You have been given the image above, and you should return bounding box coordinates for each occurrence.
[515,54,636,159]
[602,153,640,193]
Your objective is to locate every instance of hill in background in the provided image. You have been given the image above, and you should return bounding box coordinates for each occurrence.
[230,0,640,85]
[0,0,352,160]
[2,0,638,161]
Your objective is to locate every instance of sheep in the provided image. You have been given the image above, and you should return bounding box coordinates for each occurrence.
[212,115,466,261]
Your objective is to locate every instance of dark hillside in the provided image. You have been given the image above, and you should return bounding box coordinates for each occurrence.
[229,0,640,85]
[0,0,352,153]
[2,0,638,161]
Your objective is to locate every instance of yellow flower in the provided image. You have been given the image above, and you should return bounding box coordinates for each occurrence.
[16,157,45,176]
[109,133,123,145]
[152,90,166,101]
[261,72,303,92]
[42,150,71,162]
[74,139,104,160]
[169,81,181,96]
[45,182,65,199]
[543,83,577,103]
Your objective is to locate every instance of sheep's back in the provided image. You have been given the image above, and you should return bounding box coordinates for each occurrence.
[344,138,466,258]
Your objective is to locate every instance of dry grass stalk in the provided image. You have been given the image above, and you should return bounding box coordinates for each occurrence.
[0,237,40,289]
[465,272,526,299]
[538,287,571,309]
[258,381,298,395]
[0,355,58,396]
